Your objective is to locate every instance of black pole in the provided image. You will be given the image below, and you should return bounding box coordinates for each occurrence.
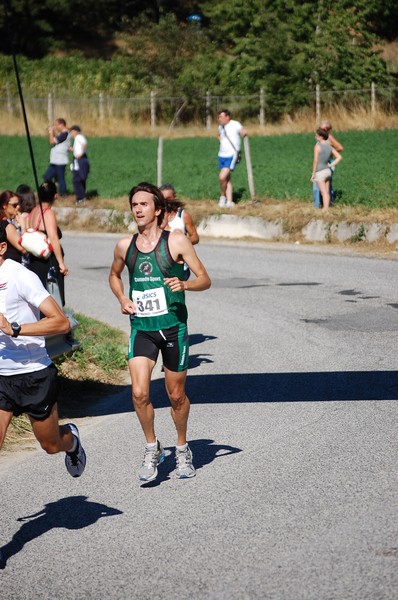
[3,0,41,197]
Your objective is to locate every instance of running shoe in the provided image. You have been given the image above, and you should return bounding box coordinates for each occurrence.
[65,423,87,478]
[175,445,196,479]
[218,196,227,207]
[225,200,235,208]
[138,440,165,482]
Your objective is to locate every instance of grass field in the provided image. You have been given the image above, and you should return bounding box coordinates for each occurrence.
[1,130,397,207]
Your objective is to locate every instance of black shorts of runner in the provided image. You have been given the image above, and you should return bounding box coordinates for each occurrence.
[0,364,59,421]
[128,324,189,372]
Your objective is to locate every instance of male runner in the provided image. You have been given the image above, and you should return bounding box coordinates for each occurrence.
[0,221,86,477]
[109,182,211,482]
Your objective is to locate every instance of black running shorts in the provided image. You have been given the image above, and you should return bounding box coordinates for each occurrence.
[128,324,189,372]
[0,364,59,420]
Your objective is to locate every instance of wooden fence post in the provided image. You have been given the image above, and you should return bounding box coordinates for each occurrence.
[151,90,156,129]
[316,84,321,123]
[47,93,54,125]
[157,136,163,187]
[371,82,376,115]
[99,93,104,120]
[244,136,255,202]
[206,90,212,130]
[6,82,13,115]
[259,88,265,128]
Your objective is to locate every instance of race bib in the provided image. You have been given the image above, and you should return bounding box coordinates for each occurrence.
[132,287,168,317]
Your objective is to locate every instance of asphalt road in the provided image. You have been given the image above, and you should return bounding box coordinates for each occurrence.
[1,233,397,599]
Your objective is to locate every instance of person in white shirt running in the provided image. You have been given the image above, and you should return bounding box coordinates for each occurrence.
[217,109,247,208]
[0,221,86,479]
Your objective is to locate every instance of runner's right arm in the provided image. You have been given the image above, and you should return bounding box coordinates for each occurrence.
[109,238,136,314]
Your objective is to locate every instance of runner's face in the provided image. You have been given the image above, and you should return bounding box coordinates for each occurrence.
[161,188,175,201]
[131,191,160,226]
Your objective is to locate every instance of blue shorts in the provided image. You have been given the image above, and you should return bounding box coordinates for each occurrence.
[218,155,237,171]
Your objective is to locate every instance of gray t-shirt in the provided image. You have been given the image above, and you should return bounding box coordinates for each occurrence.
[316,141,332,172]
[49,131,70,165]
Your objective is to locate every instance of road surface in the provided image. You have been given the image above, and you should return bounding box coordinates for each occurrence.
[1,234,397,599]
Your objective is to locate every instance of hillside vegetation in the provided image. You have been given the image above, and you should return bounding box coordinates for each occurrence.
[0,1,398,122]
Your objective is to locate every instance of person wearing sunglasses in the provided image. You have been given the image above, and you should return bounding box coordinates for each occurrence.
[0,190,26,263]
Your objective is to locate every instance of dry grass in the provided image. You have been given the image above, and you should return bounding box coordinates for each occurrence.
[1,105,398,138]
[59,195,398,227]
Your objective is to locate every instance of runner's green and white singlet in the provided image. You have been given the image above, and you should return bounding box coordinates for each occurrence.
[125,230,188,331]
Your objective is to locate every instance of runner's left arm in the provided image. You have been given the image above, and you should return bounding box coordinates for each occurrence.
[165,231,211,292]
[0,296,69,337]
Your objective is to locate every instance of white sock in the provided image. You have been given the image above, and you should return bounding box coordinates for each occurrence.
[176,443,188,451]
[146,439,157,448]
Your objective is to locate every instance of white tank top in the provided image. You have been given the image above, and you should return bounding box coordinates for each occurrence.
[168,208,185,234]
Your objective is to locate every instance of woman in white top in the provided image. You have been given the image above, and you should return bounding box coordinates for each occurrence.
[160,185,199,244]
[160,184,199,281]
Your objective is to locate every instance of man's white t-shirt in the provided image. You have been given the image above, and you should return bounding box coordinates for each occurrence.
[218,120,243,157]
[73,134,87,158]
[0,260,51,375]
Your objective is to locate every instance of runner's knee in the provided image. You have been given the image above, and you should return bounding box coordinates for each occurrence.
[39,439,60,454]
[168,389,187,408]
[132,388,151,408]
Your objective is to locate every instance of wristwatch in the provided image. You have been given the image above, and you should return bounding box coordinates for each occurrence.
[11,322,21,338]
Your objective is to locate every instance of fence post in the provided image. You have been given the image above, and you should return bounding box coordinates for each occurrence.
[244,136,255,202]
[371,81,376,115]
[259,88,265,128]
[99,93,104,120]
[6,82,13,115]
[151,90,156,129]
[206,90,212,130]
[157,136,163,187]
[316,84,321,123]
[47,93,54,125]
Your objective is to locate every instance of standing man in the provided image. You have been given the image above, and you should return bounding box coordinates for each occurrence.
[313,119,344,208]
[217,109,247,208]
[44,118,70,197]
[69,125,90,206]
[0,221,86,477]
[109,182,211,483]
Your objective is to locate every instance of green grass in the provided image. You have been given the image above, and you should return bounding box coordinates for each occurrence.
[62,312,127,374]
[1,130,397,207]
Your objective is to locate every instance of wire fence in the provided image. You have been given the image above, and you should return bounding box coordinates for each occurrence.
[1,84,398,128]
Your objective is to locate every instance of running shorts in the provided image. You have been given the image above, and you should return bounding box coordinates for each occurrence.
[218,155,238,171]
[0,364,59,420]
[128,324,189,372]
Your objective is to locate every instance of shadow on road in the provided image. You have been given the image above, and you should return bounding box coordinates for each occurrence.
[0,496,122,569]
[140,438,242,489]
[64,370,398,419]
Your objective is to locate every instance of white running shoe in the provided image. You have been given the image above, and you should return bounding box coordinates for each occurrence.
[225,200,235,208]
[65,423,86,478]
[218,196,227,207]
[175,445,196,479]
[138,440,165,482]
